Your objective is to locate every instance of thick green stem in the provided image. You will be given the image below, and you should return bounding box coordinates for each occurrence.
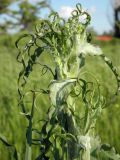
[58,96,78,160]
[67,114,78,160]
[25,120,32,160]
[25,92,35,160]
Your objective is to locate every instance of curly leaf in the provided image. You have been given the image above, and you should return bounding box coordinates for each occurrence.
[49,79,77,107]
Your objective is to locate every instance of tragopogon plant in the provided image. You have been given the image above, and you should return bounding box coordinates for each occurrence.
[16,3,120,160]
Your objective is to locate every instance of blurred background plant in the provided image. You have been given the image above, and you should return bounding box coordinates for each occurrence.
[0,0,52,33]
[0,0,120,160]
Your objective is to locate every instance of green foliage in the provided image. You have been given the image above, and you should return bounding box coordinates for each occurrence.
[14,3,120,160]
[0,4,120,160]
[0,30,120,160]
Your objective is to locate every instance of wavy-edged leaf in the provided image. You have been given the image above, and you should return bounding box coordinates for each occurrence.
[49,79,77,107]
[101,54,120,95]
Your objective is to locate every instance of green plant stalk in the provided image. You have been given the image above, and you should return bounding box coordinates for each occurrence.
[65,92,91,160]
[25,92,35,160]
[49,79,78,159]
[62,96,78,160]
[49,77,91,160]
[25,122,32,160]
